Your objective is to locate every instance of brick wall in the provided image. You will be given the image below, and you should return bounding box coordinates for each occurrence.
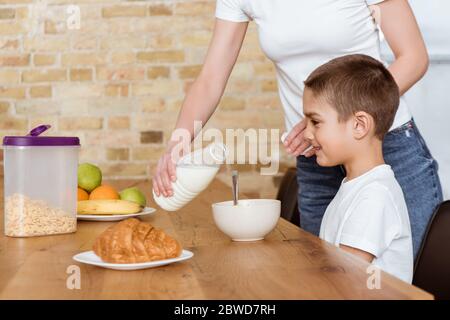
[0,0,295,198]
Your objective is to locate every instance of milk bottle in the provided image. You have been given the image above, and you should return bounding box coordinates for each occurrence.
[153,143,227,211]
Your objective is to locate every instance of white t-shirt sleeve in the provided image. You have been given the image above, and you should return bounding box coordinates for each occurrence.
[366,0,385,5]
[339,185,401,258]
[215,0,251,22]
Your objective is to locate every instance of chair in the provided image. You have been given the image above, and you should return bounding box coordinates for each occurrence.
[413,200,450,300]
[276,167,300,227]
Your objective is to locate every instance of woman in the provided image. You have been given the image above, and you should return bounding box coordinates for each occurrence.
[153,0,443,260]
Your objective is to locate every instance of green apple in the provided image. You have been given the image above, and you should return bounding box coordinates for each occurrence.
[78,163,102,193]
[119,187,147,207]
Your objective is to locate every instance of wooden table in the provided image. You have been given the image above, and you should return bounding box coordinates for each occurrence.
[0,178,432,299]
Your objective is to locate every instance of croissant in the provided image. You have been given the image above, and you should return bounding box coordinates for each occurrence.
[93,218,182,263]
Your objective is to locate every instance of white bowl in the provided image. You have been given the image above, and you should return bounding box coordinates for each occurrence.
[211,199,281,241]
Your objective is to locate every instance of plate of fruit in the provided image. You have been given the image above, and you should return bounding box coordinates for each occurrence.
[76,163,156,221]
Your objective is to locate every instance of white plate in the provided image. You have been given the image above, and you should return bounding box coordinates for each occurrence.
[76,207,157,222]
[73,249,194,270]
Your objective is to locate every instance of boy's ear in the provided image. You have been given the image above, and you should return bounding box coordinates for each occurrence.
[352,111,372,140]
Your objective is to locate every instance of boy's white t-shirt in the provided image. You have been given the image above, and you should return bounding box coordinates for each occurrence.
[319,164,413,283]
[215,0,411,132]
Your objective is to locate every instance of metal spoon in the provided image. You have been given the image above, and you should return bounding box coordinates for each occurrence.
[231,170,239,205]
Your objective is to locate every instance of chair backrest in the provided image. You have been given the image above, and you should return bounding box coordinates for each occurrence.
[276,167,300,227]
[413,200,450,300]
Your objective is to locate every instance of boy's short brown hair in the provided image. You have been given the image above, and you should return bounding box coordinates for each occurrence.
[304,54,400,139]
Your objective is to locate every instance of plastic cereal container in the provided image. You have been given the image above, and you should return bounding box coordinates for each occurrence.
[2,125,80,237]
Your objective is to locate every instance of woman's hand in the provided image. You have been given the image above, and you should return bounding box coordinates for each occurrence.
[283,118,315,157]
[152,147,177,198]
[152,140,189,197]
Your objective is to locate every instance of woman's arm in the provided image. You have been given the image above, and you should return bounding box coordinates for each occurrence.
[372,0,429,95]
[153,19,248,197]
[171,19,249,149]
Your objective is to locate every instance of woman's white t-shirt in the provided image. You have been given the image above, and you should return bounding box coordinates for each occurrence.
[215,0,412,132]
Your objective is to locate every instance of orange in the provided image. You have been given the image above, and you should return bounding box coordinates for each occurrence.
[78,187,89,201]
[89,184,120,200]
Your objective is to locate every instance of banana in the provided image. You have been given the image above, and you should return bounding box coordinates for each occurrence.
[77,200,142,215]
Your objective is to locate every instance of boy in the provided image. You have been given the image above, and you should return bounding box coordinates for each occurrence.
[302,54,413,283]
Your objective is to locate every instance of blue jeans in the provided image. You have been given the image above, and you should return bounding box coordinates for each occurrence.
[296,118,443,260]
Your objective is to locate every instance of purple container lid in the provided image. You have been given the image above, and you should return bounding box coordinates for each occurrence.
[3,125,80,147]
